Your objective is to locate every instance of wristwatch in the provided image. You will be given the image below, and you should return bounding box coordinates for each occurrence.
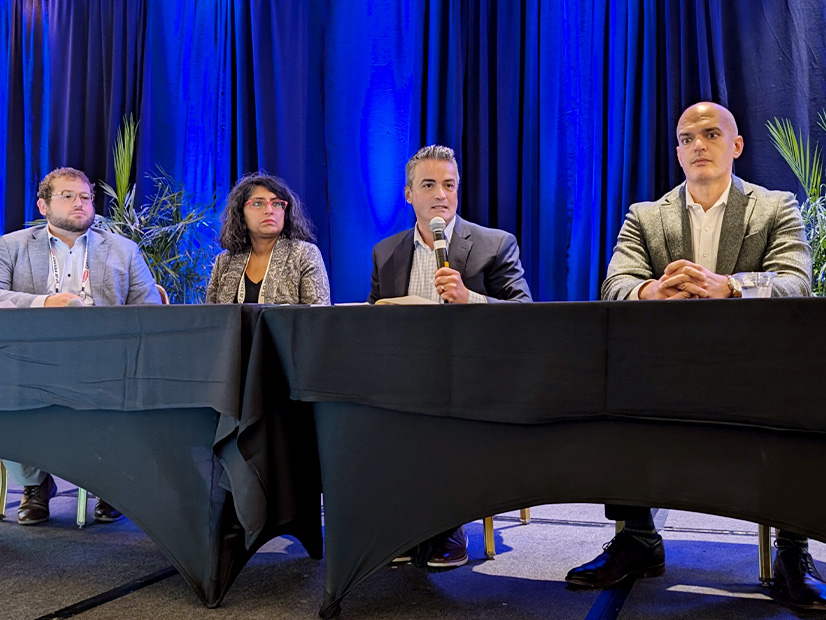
[726,275,742,298]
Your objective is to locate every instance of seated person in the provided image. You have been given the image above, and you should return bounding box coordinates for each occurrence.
[566,102,823,612]
[206,173,330,305]
[369,145,532,567]
[0,166,161,524]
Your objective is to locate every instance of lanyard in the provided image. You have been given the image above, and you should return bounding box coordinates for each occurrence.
[237,244,275,304]
[50,241,90,300]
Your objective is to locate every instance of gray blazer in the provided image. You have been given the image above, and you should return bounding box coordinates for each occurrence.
[601,177,812,300]
[368,215,532,303]
[0,225,162,307]
[206,237,330,305]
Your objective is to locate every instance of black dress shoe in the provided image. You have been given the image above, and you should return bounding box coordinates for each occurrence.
[427,526,468,568]
[94,499,123,523]
[772,547,826,610]
[18,474,58,525]
[565,531,665,587]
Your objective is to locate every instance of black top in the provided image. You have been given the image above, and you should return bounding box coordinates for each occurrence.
[240,273,262,304]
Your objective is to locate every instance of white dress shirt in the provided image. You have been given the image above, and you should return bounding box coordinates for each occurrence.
[630,179,732,299]
[408,217,486,303]
[30,228,94,307]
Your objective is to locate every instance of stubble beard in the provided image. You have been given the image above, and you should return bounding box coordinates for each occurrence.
[47,210,94,234]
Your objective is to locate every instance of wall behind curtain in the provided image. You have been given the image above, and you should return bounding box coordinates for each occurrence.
[1,1,825,301]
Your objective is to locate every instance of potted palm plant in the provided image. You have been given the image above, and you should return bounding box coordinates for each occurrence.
[767,112,826,295]
[96,115,218,303]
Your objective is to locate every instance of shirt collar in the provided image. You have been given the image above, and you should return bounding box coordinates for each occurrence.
[685,179,732,211]
[47,226,90,249]
[413,216,457,249]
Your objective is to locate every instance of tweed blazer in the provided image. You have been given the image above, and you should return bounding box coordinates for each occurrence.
[0,224,162,307]
[601,177,812,300]
[368,215,532,303]
[206,236,330,305]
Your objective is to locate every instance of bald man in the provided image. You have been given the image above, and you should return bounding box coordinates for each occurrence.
[566,103,822,610]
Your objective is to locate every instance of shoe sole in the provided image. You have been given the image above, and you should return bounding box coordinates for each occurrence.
[18,516,49,526]
[427,554,468,569]
[565,563,665,588]
[94,514,124,523]
[771,579,826,611]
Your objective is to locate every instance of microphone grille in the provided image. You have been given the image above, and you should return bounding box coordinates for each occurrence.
[429,216,446,233]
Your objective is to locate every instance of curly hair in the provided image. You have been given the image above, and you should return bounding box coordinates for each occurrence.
[37,167,95,201]
[219,173,316,253]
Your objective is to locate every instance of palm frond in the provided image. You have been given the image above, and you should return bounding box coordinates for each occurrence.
[766,117,822,202]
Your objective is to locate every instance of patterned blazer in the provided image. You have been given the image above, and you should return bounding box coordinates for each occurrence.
[206,236,330,305]
[601,176,812,300]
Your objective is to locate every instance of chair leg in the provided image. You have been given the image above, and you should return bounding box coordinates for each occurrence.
[0,461,7,520]
[520,508,531,524]
[758,524,773,584]
[76,488,88,529]
[483,516,495,559]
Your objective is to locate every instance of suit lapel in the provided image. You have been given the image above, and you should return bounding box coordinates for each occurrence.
[449,216,472,275]
[715,178,751,275]
[660,186,693,262]
[391,230,414,297]
[224,252,249,303]
[87,230,109,303]
[28,227,52,295]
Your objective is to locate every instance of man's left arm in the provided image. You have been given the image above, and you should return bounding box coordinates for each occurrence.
[481,232,532,303]
[762,193,812,297]
[125,244,163,305]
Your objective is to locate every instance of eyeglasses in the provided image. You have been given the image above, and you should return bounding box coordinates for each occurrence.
[244,198,288,211]
[51,190,94,204]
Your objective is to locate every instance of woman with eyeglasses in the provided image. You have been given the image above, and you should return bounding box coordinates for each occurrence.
[206,173,330,304]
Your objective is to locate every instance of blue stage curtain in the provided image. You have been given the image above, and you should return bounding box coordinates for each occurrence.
[1,1,824,301]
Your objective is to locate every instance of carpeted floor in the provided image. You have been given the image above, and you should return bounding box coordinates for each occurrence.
[0,478,820,619]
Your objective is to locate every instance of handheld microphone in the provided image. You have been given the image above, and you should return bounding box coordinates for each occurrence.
[66,298,84,308]
[429,217,450,268]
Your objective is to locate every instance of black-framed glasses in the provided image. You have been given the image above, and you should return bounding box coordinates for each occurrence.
[244,198,288,211]
[50,190,94,204]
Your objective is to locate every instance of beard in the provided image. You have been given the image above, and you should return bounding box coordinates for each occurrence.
[46,209,94,233]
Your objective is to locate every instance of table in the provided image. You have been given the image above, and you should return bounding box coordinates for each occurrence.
[255,300,826,617]
[0,305,321,607]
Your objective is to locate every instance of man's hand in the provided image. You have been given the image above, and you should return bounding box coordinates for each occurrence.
[434,267,470,303]
[640,259,730,300]
[44,292,83,307]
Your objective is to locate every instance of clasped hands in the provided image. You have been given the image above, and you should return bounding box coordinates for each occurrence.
[434,267,470,303]
[639,259,730,300]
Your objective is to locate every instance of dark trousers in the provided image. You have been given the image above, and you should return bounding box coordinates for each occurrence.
[605,504,806,544]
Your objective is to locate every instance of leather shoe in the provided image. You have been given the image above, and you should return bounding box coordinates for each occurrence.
[18,474,58,525]
[427,526,468,568]
[565,531,665,587]
[94,499,123,523]
[772,547,826,610]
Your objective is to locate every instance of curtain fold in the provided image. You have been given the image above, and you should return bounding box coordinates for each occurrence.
[1,1,824,301]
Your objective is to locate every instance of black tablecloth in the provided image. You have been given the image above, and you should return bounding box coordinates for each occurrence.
[255,300,826,616]
[0,305,321,607]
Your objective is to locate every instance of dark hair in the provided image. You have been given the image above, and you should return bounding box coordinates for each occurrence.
[37,167,95,201]
[219,173,316,253]
[405,145,460,187]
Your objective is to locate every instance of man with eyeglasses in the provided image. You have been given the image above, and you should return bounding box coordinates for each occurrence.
[0,166,161,525]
